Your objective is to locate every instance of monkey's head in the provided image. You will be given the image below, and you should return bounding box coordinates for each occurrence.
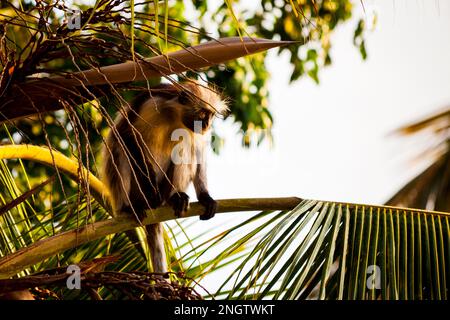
[177,81,229,133]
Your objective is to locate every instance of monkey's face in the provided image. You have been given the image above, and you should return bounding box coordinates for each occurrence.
[181,107,214,133]
[177,92,215,133]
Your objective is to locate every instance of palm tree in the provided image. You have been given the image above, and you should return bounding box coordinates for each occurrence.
[387,108,450,212]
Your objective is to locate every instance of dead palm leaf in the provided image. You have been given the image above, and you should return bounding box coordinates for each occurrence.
[0,37,293,122]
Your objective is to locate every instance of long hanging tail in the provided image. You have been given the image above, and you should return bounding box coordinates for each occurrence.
[146,223,168,273]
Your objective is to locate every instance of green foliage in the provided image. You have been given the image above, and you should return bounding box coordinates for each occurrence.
[0,0,368,205]
[181,201,450,300]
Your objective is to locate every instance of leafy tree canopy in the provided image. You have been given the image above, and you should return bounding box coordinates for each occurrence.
[0,0,369,207]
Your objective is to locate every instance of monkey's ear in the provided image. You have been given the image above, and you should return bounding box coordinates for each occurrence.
[178,91,191,105]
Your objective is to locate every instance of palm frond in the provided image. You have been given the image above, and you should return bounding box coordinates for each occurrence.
[387,107,450,212]
[181,201,449,300]
[1,191,448,300]
[0,176,54,216]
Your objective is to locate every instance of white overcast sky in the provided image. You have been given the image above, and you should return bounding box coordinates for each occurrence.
[182,0,450,291]
[201,0,450,206]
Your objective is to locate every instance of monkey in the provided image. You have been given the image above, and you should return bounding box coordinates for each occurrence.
[101,79,228,273]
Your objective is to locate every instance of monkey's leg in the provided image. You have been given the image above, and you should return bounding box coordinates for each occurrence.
[124,173,161,221]
[130,169,168,274]
[133,160,162,205]
[123,136,162,221]
[128,164,168,274]
[158,162,190,218]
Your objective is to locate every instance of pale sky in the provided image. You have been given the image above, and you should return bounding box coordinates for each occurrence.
[204,0,450,205]
[185,0,450,291]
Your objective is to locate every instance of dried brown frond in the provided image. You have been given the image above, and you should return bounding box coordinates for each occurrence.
[387,106,450,211]
[0,256,204,300]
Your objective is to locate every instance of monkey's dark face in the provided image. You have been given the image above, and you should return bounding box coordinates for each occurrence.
[178,93,215,133]
[181,108,214,133]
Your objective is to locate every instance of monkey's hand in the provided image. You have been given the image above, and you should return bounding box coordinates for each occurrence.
[198,192,217,221]
[149,191,163,209]
[168,192,190,218]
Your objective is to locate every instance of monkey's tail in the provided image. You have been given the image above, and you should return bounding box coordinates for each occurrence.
[145,223,168,273]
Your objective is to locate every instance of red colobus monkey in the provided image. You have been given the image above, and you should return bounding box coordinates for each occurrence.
[102,80,228,273]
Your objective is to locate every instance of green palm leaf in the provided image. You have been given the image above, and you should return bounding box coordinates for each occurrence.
[182,201,449,300]
[0,144,448,299]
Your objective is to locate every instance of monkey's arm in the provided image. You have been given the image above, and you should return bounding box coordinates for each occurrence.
[193,163,217,220]
[120,133,162,219]
[160,162,190,218]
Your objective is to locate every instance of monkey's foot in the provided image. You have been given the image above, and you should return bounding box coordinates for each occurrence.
[121,205,147,223]
[168,192,189,218]
[198,192,217,220]
[149,193,163,209]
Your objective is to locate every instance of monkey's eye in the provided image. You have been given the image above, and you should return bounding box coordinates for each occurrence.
[178,91,190,105]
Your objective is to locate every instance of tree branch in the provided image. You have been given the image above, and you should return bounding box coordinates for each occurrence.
[0,197,301,279]
[0,144,110,210]
[0,37,295,122]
